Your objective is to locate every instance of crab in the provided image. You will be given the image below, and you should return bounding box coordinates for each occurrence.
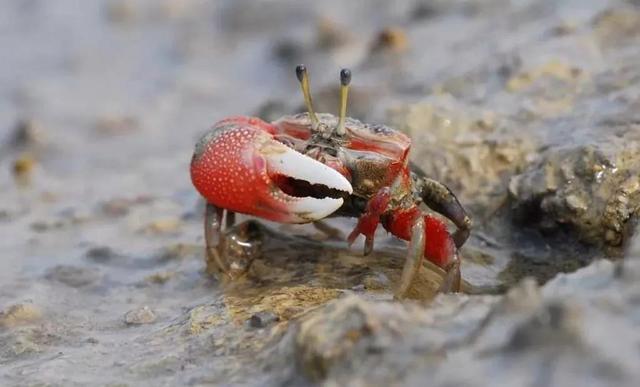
[190,65,471,298]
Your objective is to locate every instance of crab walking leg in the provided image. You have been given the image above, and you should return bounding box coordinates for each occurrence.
[205,202,229,275]
[438,254,461,293]
[313,220,344,240]
[394,217,425,299]
[225,211,236,230]
[415,176,472,248]
[347,187,392,255]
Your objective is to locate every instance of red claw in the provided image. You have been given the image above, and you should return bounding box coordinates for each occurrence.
[190,117,353,224]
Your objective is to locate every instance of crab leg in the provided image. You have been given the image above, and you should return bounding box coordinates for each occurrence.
[381,205,461,295]
[437,254,461,293]
[205,202,229,275]
[347,187,391,255]
[395,217,425,298]
[313,220,344,240]
[225,211,236,230]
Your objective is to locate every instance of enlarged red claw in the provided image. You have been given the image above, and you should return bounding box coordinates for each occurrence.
[191,117,353,224]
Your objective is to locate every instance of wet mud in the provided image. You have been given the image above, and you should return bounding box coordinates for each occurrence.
[1,0,640,386]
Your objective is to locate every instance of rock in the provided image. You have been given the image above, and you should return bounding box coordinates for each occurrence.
[124,306,157,325]
[0,304,42,328]
[12,152,36,183]
[266,261,640,386]
[509,144,640,248]
[140,218,182,235]
[94,115,139,136]
[8,119,46,149]
[183,305,224,335]
[99,195,153,217]
[248,311,279,328]
[370,27,408,53]
[45,265,102,288]
[389,96,536,216]
[85,246,122,264]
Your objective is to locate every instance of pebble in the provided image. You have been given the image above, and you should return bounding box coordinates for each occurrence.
[124,306,157,325]
[12,153,36,182]
[248,311,279,328]
[140,218,182,235]
[45,265,102,288]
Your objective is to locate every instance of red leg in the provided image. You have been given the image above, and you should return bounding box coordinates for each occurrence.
[347,187,391,255]
[395,216,425,298]
[383,206,461,294]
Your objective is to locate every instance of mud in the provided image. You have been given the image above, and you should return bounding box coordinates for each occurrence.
[1,0,640,386]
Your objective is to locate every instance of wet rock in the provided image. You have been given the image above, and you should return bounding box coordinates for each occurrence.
[99,195,153,217]
[315,17,351,50]
[225,286,342,324]
[104,0,136,24]
[509,144,640,248]
[370,27,409,54]
[124,306,157,325]
[0,304,42,328]
[268,261,640,386]
[0,331,41,360]
[626,223,640,259]
[183,305,224,335]
[505,60,584,94]
[95,115,139,136]
[143,271,176,285]
[12,152,36,183]
[409,2,439,22]
[45,265,102,288]
[153,243,199,263]
[248,311,279,329]
[292,295,422,382]
[85,246,124,265]
[389,97,536,215]
[506,301,583,351]
[269,293,495,385]
[140,218,182,235]
[592,6,640,47]
[7,118,45,149]
[272,40,304,64]
[362,272,390,290]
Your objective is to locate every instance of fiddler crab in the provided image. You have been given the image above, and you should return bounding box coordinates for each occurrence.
[190,65,471,298]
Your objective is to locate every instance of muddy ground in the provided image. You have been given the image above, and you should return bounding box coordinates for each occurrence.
[1,0,640,386]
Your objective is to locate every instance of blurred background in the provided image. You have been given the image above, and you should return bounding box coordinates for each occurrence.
[2,0,640,386]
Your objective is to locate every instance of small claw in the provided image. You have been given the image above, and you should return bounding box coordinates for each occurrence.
[191,118,353,224]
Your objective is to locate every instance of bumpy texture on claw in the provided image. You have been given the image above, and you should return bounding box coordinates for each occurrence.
[191,117,353,223]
